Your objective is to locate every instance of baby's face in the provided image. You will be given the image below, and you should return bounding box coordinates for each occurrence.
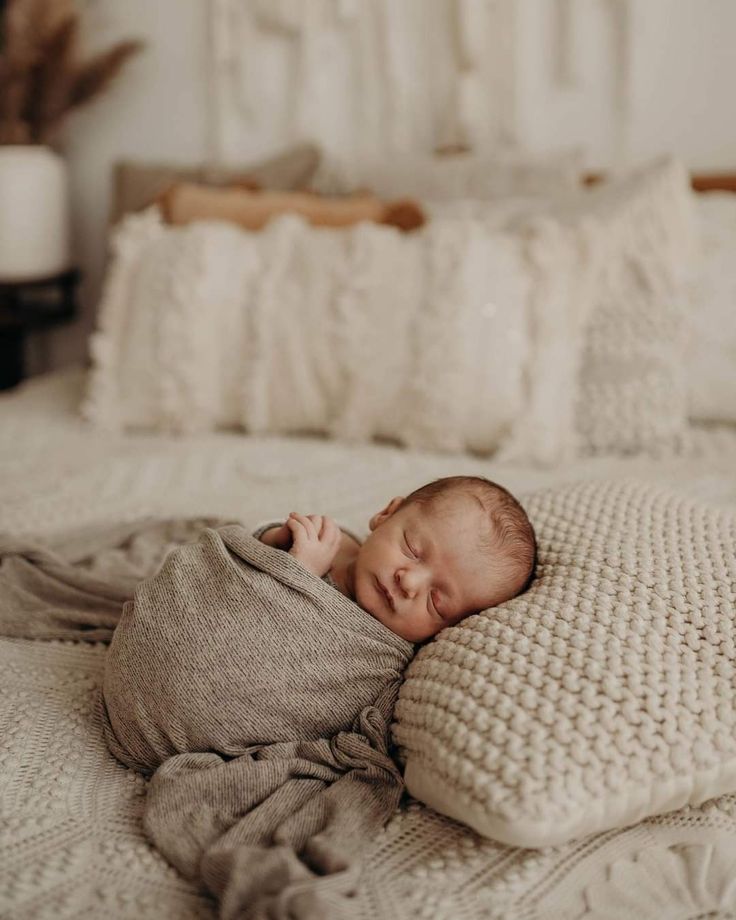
[351,493,506,643]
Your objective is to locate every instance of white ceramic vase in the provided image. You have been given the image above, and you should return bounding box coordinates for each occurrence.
[0,145,71,281]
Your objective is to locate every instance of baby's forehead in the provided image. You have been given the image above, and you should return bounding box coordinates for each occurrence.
[407,497,494,561]
[413,491,493,534]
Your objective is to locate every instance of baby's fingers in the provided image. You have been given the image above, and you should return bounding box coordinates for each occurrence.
[288,512,318,537]
[305,514,325,535]
[286,515,308,540]
[321,516,341,544]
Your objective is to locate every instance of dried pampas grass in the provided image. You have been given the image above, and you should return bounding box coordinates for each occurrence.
[0,0,143,145]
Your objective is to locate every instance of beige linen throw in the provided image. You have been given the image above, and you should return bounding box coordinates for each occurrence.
[0,518,413,920]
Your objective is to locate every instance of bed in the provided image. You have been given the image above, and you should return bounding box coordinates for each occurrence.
[2,352,736,920]
[3,140,736,919]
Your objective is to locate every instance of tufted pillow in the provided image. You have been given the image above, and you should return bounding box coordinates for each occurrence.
[392,478,736,848]
[83,207,599,465]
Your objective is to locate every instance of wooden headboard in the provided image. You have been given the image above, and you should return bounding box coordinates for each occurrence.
[585,172,736,193]
[690,173,736,193]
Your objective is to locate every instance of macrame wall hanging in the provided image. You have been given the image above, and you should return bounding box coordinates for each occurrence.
[205,0,518,164]
[552,0,634,164]
[205,0,632,166]
[553,0,579,89]
[606,0,633,165]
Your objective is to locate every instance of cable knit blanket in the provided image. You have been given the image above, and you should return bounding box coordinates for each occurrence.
[0,517,413,920]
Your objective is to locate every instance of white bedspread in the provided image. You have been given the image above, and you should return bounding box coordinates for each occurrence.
[2,368,736,920]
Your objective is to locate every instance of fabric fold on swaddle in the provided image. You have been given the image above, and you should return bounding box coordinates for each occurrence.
[0,518,413,920]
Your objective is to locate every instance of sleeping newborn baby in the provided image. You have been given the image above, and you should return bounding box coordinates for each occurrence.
[95,474,536,916]
[257,475,537,643]
[102,474,537,774]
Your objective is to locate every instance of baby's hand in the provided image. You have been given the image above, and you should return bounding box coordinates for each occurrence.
[259,522,292,550]
[286,513,341,578]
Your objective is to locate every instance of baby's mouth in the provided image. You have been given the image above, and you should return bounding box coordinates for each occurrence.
[376,577,395,611]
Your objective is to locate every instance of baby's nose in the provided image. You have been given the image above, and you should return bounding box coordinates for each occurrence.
[396,567,423,598]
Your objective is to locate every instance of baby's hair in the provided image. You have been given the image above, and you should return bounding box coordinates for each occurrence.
[401,475,538,602]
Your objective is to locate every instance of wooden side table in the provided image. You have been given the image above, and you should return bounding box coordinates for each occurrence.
[0,268,81,390]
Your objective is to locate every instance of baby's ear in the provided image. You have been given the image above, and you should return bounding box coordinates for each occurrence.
[369,496,405,531]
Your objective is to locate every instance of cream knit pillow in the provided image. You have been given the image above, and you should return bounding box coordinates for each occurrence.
[392,478,736,848]
[567,157,698,455]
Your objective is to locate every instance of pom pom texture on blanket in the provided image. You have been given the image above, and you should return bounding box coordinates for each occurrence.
[392,478,736,848]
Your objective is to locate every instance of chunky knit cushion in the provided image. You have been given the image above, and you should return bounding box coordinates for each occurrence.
[392,478,736,848]
[570,157,698,456]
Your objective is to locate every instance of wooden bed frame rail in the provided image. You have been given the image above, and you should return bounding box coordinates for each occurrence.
[689,173,736,193]
[584,172,736,193]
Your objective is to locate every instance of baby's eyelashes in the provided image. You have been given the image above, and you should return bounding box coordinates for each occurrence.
[402,533,418,559]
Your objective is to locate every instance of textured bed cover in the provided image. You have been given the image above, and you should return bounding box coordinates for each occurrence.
[2,368,736,920]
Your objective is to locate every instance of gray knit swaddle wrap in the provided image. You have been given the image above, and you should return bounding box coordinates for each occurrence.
[101,524,411,772]
[0,518,413,920]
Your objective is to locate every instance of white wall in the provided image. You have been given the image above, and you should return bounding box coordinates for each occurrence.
[32,0,736,375]
[624,0,736,168]
[37,0,210,373]
[514,0,736,171]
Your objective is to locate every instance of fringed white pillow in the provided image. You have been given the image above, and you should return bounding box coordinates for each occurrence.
[392,478,736,848]
[83,207,598,465]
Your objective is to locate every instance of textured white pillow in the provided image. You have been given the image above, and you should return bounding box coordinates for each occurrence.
[83,207,598,464]
[570,158,698,456]
[392,478,736,848]
[311,149,582,200]
[686,192,736,423]
[425,158,700,457]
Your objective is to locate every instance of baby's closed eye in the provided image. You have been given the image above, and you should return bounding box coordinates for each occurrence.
[403,533,418,558]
